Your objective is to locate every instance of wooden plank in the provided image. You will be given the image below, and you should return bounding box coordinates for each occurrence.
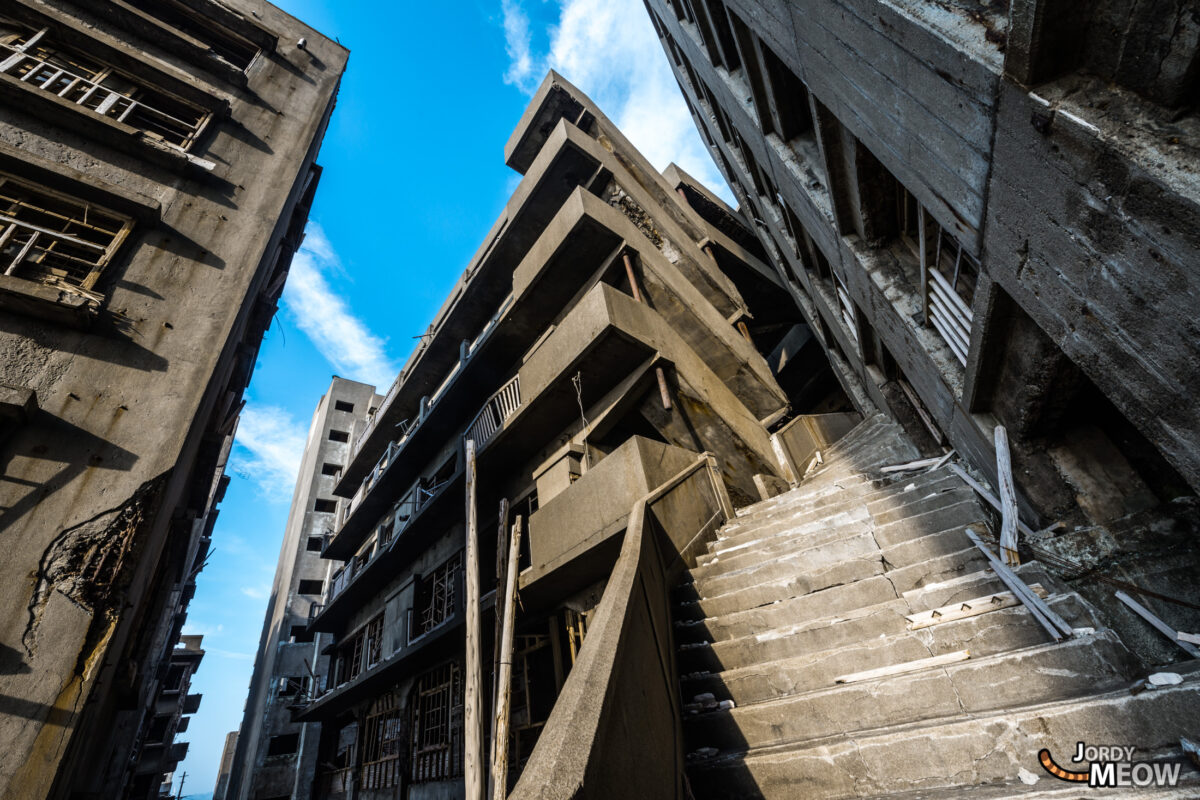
[880,455,944,473]
[948,463,1036,538]
[834,649,970,684]
[965,528,1071,640]
[491,516,524,799]
[1116,591,1200,659]
[464,439,484,800]
[906,584,1048,630]
[488,498,509,798]
[993,425,1020,566]
[1179,632,1200,646]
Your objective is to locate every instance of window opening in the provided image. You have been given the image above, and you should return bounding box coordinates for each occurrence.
[0,23,211,150]
[0,170,132,294]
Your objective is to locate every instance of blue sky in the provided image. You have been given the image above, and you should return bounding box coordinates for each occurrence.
[177,0,729,794]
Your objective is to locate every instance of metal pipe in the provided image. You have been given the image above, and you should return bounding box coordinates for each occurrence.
[621,252,643,303]
[622,251,670,410]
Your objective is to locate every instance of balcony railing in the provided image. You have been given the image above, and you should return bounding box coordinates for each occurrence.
[350,294,513,459]
[464,374,521,450]
[322,478,446,609]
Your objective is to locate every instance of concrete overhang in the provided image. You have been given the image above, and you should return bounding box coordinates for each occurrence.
[505,70,588,175]
[337,122,608,494]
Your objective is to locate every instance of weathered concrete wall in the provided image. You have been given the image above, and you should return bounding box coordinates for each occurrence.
[0,1,347,797]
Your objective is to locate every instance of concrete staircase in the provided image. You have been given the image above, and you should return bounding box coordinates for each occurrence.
[675,415,1200,798]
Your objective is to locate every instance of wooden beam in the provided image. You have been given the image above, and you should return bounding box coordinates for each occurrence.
[491,516,524,799]
[1179,632,1200,646]
[464,439,484,800]
[835,650,970,684]
[906,584,1048,630]
[949,463,1037,539]
[994,425,1020,566]
[964,528,1071,640]
[880,455,944,473]
[1116,591,1200,659]
[488,498,509,798]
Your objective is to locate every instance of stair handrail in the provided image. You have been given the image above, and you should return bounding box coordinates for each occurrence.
[508,453,730,800]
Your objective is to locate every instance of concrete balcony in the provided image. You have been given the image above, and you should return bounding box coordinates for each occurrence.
[327,186,786,561]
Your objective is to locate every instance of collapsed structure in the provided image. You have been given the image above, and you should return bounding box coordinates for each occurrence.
[0,1,346,797]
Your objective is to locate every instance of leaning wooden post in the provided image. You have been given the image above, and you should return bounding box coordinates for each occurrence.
[994,425,1020,567]
[487,498,509,797]
[492,515,524,799]
[464,439,484,800]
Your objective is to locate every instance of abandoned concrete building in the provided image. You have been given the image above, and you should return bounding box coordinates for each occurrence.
[0,0,346,797]
[225,378,381,800]
[250,71,846,799]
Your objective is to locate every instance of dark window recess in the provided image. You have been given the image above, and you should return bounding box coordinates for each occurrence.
[321,462,341,476]
[334,400,355,413]
[328,430,349,443]
[298,579,324,595]
[289,625,313,644]
[314,498,337,513]
[266,733,300,757]
[306,536,324,552]
[123,0,260,71]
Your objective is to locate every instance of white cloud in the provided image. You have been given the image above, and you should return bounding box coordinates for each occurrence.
[498,0,733,204]
[229,404,307,501]
[283,223,398,389]
[501,0,535,88]
[240,584,270,600]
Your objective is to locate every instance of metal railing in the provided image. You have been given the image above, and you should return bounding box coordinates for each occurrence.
[464,374,521,450]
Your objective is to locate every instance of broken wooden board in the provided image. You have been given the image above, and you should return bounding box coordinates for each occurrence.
[1116,591,1200,659]
[906,584,1048,630]
[834,650,970,684]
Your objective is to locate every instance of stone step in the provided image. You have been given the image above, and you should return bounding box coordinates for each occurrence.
[689,524,986,607]
[674,565,1062,670]
[684,629,1136,751]
[713,477,976,556]
[704,498,988,570]
[686,678,1200,799]
[721,469,963,534]
[681,593,1105,703]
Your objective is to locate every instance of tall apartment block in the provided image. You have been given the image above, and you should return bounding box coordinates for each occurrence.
[226,377,380,800]
[643,0,1200,641]
[272,72,846,798]
[0,1,346,798]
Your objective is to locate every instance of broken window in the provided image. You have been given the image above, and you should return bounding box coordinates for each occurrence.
[289,624,313,644]
[306,536,323,552]
[0,171,133,296]
[361,692,404,789]
[410,662,463,783]
[410,552,462,642]
[334,400,355,412]
[924,225,978,366]
[121,0,261,72]
[278,675,310,697]
[334,612,383,687]
[0,22,211,151]
[266,733,299,757]
[328,429,349,443]
[833,270,859,348]
[314,498,336,513]
[298,579,323,595]
[321,462,341,476]
[365,614,384,668]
